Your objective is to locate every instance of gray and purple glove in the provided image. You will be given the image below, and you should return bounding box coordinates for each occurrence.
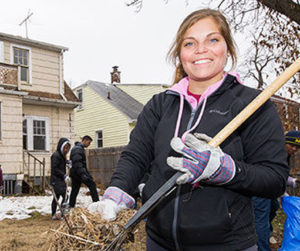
[167,133,236,185]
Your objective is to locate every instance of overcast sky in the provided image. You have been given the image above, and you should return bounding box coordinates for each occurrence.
[0,0,249,88]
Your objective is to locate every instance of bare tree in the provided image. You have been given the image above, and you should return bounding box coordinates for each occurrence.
[127,0,300,25]
[239,7,300,96]
[241,29,276,90]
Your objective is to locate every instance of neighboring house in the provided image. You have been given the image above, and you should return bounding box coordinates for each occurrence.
[271,94,300,132]
[73,66,167,148]
[0,32,80,194]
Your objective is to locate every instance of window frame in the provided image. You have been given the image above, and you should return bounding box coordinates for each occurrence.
[10,44,32,84]
[23,116,50,151]
[76,88,83,109]
[95,130,103,148]
[23,119,27,150]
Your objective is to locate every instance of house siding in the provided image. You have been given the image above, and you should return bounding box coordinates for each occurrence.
[117,84,166,105]
[0,94,23,174]
[74,86,129,148]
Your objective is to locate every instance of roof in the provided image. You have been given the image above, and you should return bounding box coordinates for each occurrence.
[0,80,80,107]
[23,81,80,107]
[86,80,144,121]
[0,32,68,52]
[271,94,300,105]
[115,83,170,87]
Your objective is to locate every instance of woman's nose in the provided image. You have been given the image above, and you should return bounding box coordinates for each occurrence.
[195,43,208,53]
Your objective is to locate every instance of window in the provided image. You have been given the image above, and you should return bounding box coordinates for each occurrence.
[96,130,103,148]
[13,47,29,82]
[23,119,27,149]
[77,89,83,109]
[10,44,31,84]
[33,120,46,150]
[23,116,50,151]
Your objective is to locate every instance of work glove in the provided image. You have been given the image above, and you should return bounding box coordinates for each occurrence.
[287,176,299,188]
[167,133,236,185]
[64,175,70,183]
[87,186,135,221]
[138,183,146,198]
[66,160,72,169]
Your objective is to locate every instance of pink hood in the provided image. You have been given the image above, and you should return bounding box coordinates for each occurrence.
[169,72,243,110]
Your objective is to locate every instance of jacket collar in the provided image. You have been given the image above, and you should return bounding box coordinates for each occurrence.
[167,72,243,110]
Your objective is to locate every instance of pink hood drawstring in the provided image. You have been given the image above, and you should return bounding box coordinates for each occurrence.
[170,72,243,141]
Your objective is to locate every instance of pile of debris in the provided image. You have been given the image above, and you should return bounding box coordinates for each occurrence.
[48,207,146,251]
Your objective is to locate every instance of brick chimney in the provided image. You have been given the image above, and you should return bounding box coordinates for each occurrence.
[111,66,121,83]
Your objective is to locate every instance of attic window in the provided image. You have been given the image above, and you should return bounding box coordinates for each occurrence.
[13,47,29,82]
[77,89,83,109]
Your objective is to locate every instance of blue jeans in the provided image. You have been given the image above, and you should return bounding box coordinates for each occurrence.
[252,197,271,251]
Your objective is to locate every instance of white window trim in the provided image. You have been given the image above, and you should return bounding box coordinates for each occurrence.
[10,43,32,84]
[95,129,103,148]
[76,88,83,110]
[0,41,4,63]
[24,115,50,151]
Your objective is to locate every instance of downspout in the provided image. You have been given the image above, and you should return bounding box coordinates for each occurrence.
[59,49,67,101]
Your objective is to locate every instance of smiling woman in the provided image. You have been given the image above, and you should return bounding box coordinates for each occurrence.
[91,8,289,251]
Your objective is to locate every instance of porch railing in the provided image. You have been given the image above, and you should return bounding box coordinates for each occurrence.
[23,151,46,193]
[0,63,18,85]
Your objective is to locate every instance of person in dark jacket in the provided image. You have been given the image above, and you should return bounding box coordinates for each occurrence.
[253,130,300,251]
[69,135,99,208]
[268,130,300,246]
[50,137,71,220]
[91,9,289,251]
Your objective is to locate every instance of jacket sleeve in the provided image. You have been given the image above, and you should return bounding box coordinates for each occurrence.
[109,94,163,195]
[51,153,65,180]
[224,100,289,198]
[71,147,90,177]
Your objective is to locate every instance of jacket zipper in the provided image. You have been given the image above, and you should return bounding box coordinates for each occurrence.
[171,98,204,251]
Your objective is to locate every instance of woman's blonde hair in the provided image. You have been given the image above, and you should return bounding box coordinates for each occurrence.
[167,9,237,84]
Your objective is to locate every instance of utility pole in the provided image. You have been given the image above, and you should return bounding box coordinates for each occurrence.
[19,10,33,38]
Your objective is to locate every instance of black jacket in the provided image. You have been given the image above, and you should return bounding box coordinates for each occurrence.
[70,142,91,181]
[109,75,289,251]
[50,138,69,194]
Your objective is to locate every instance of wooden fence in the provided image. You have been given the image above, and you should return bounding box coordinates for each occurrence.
[87,146,125,187]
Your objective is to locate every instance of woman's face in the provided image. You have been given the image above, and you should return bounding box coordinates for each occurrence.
[63,144,70,156]
[180,17,228,85]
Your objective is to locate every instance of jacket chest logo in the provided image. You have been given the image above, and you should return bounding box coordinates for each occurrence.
[208,109,229,116]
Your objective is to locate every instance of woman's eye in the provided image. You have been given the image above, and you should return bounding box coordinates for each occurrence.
[210,38,218,43]
[184,42,193,47]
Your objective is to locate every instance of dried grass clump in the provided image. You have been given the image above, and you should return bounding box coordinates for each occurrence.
[47,208,146,251]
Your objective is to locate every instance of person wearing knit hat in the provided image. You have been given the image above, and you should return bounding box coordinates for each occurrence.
[285,130,300,157]
[269,130,300,246]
